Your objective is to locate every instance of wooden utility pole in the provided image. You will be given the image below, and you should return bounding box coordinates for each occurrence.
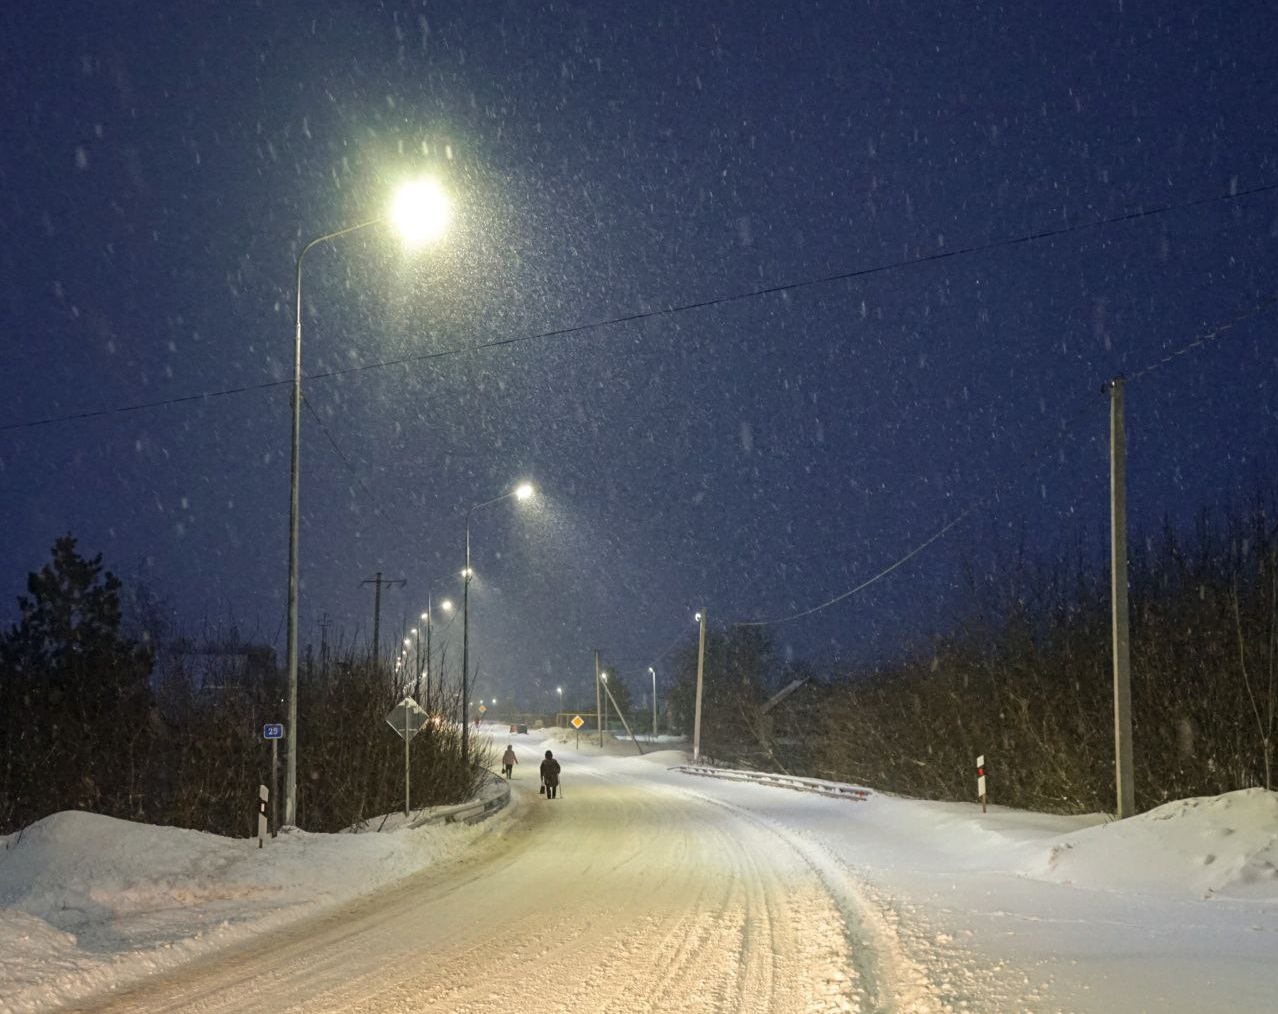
[1109,378,1136,818]
[360,572,405,669]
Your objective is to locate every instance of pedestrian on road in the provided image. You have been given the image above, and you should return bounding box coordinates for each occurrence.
[502,745,517,779]
[540,750,561,799]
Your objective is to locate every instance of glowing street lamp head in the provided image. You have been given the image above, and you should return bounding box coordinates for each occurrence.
[600,671,608,682]
[391,178,451,248]
[440,599,454,612]
[694,612,702,623]
[515,482,534,502]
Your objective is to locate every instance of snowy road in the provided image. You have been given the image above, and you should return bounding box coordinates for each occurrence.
[26,738,1278,1013]
[65,750,862,1014]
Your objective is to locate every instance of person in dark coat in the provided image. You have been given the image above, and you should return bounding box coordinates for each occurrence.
[539,749,561,799]
[501,745,517,779]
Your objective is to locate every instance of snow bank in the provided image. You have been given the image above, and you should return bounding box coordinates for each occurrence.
[1030,788,1278,899]
[0,805,502,1014]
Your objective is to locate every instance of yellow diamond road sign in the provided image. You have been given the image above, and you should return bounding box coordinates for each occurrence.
[571,715,585,729]
[478,704,487,714]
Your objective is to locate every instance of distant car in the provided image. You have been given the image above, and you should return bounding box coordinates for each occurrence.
[517,724,529,734]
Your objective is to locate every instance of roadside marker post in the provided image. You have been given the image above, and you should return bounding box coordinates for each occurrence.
[976,754,988,813]
[258,784,269,848]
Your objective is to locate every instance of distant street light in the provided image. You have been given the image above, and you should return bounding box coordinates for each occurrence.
[283,178,451,827]
[461,482,536,767]
[417,590,455,710]
[649,666,658,738]
[693,609,707,763]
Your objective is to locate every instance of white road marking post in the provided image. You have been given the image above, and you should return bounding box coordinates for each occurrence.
[258,784,269,847]
[976,754,987,813]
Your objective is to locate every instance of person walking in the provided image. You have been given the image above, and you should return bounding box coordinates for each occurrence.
[501,745,517,779]
[539,749,561,799]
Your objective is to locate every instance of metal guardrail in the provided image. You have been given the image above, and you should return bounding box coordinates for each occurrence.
[674,765,872,802]
[408,772,512,828]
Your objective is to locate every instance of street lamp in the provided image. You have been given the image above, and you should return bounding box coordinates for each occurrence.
[693,609,707,763]
[649,666,657,738]
[283,178,451,827]
[600,670,609,739]
[417,593,455,712]
[461,482,536,767]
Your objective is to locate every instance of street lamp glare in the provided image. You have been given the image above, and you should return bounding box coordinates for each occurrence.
[391,178,451,248]
[694,612,702,622]
[421,612,429,621]
[515,482,534,501]
[440,599,454,612]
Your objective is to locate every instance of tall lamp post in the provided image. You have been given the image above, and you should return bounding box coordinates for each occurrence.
[649,666,658,737]
[693,609,707,763]
[461,482,535,767]
[283,178,450,827]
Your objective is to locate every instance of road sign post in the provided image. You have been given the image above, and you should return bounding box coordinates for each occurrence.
[263,724,285,835]
[571,714,584,750]
[386,698,428,817]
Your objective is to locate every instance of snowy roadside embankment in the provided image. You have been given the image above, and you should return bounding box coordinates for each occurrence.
[650,752,1278,1012]
[0,775,513,1014]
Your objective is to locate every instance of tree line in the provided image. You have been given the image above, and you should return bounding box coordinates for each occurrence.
[665,496,1277,815]
[0,536,488,837]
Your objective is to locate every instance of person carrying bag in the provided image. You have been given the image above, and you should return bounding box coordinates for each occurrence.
[539,750,561,799]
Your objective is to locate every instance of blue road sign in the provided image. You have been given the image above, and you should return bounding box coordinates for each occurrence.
[263,723,285,740]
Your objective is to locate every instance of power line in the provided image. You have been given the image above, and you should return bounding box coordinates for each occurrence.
[301,392,391,524]
[4,177,1276,435]
[733,282,1278,629]
[1126,288,1278,384]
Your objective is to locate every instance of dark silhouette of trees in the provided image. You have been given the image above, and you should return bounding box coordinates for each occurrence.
[1,536,156,829]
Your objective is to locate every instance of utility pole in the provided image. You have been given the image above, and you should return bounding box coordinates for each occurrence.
[1109,378,1136,818]
[360,572,405,669]
[693,608,707,763]
[595,649,603,748]
[424,592,434,712]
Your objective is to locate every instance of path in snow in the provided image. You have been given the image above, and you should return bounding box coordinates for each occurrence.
[63,752,866,1014]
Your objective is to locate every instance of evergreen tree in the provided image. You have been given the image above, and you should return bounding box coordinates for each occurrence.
[0,536,155,830]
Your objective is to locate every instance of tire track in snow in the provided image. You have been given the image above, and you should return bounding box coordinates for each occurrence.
[676,787,954,1014]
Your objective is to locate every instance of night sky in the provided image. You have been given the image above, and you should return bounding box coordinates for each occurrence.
[4,1,1278,711]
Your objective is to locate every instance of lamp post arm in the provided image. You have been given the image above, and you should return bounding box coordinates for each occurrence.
[283,214,383,828]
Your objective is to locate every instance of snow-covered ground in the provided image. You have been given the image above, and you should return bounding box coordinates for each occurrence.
[1,726,1275,1012]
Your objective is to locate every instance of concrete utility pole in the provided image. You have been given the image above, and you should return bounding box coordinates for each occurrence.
[1109,377,1136,819]
[595,650,604,748]
[361,572,406,669]
[424,592,434,712]
[693,608,707,763]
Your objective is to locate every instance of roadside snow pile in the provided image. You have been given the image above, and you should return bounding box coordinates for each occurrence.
[1029,788,1278,899]
[0,807,498,1014]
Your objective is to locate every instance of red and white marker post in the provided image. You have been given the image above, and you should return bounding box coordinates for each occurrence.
[976,755,987,813]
